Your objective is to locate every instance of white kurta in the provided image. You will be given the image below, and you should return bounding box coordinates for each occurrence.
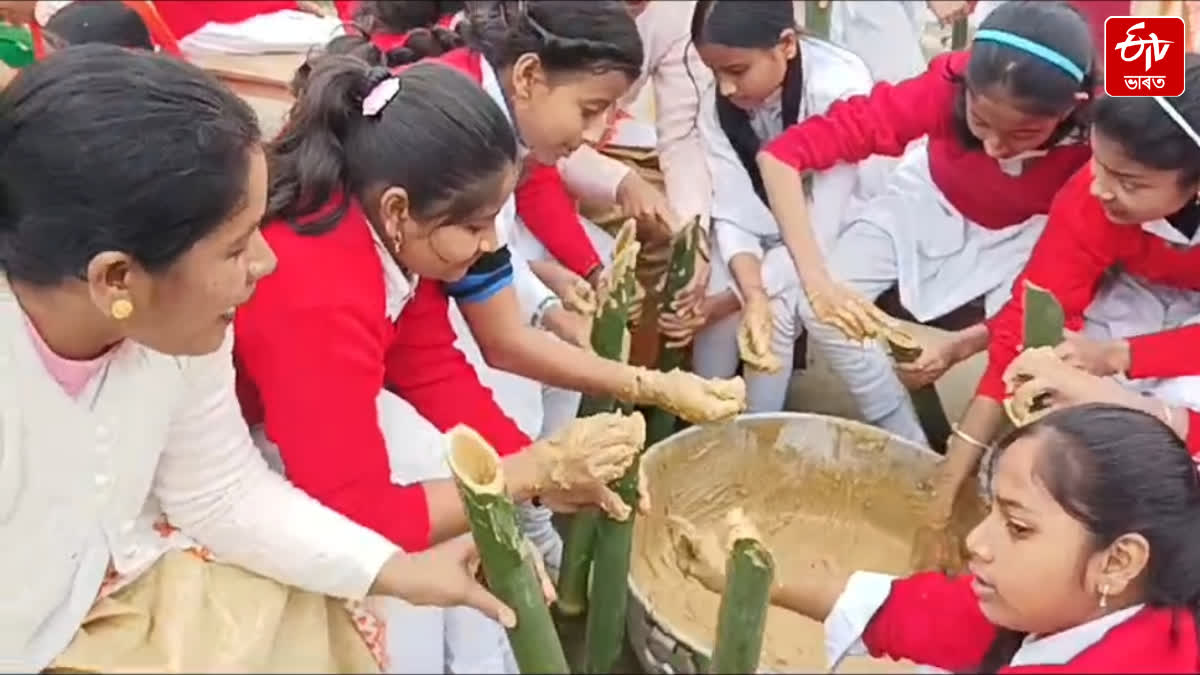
[830,1,928,84]
[1083,218,1200,411]
[692,36,891,413]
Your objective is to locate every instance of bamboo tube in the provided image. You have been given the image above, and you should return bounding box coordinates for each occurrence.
[709,513,775,674]
[1006,280,1065,425]
[804,0,833,39]
[644,217,704,444]
[583,455,642,674]
[886,328,953,452]
[446,426,570,674]
[558,220,641,616]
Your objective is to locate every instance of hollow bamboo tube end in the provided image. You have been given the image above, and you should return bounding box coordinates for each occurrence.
[446,425,505,496]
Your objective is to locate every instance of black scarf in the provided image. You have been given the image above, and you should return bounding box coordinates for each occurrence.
[714,54,804,205]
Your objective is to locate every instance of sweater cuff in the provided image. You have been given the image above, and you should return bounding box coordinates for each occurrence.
[1128,331,1185,379]
[824,571,896,670]
[1187,410,1200,457]
[762,127,810,171]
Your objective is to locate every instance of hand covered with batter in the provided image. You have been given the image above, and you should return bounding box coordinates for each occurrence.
[738,292,782,373]
[527,411,646,521]
[623,366,746,424]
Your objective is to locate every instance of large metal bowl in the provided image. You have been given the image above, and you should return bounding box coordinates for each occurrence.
[627,412,986,674]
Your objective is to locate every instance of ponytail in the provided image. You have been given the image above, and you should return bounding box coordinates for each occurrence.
[269,55,379,232]
[268,57,517,237]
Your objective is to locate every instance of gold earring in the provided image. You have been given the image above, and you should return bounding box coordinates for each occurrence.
[110,298,134,321]
[1098,584,1110,609]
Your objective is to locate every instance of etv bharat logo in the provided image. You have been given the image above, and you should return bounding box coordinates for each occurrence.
[1104,16,1186,97]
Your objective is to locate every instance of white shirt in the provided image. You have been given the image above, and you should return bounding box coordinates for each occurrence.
[0,276,400,671]
[699,37,890,267]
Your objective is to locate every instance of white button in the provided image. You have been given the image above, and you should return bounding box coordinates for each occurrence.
[96,425,111,442]
[120,520,135,534]
[96,444,110,455]
[94,474,110,487]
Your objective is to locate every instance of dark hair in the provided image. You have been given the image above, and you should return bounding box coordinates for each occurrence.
[953,0,1096,150]
[461,0,643,81]
[690,1,807,203]
[44,0,154,50]
[977,404,1200,671]
[269,57,517,236]
[291,23,465,96]
[1093,53,1200,186]
[354,0,464,34]
[0,44,260,286]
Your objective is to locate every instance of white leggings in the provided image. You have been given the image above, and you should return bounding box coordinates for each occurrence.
[692,245,801,413]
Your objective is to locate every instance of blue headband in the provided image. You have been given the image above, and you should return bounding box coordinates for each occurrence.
[972,29,1086,83]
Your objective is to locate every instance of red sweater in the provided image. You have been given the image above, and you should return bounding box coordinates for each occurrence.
[152,1,298,40]
[864,572,1199,672]
[234,202,531,552]
[763,51,1091,230]
[978,166,1200,453]
[436,47,603,279]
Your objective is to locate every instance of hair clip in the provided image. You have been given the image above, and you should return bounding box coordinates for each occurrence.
[362,77,400,117]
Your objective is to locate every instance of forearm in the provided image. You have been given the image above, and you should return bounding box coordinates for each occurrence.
[422,451,542,545]
[728,252,767,301]
[758,152,830,286]
[481,321,637,398]
[931,397,1007,520]
[770,569,853,622]
[949,323,989,362]
[705,289,742,323]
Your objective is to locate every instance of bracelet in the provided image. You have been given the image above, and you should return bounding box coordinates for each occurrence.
[531,295,562,329]
[951,423,993,452]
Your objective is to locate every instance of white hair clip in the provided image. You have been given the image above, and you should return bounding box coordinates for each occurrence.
[362,77,401,117]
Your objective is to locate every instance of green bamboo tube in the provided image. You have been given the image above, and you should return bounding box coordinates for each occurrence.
[1009,280,1065,421]
[446,426,570,674]
[709,525,775,674]
[583,456,641,674]
[644,217,703,444]
[1023,280,1065,349]
[951,17,969,50]
[559,220,642,616]
[804,0,833,40]
[887,329,953,452]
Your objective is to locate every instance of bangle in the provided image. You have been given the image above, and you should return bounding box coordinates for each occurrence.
[951,423,993,452]
[532,295,561,328]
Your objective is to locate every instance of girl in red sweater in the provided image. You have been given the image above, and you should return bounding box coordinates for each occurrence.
[928,58,1200,547]
[679,404,1200,672]
[235,57,649,670]
[756,0,1096,445]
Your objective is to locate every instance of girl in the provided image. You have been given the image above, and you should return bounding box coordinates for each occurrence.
[756,0,1095,443]
[685,0,894,413]
[0,44,548,672]
[559,0,715,347]
[235,52,735,668]
[424,2,742,441]
[678,405,1200,671]
[930,57,1200,539]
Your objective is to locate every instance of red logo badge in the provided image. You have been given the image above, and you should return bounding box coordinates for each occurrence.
[1104,16,1186,97]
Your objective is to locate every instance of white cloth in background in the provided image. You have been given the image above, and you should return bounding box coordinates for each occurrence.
[178,9,342,55]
